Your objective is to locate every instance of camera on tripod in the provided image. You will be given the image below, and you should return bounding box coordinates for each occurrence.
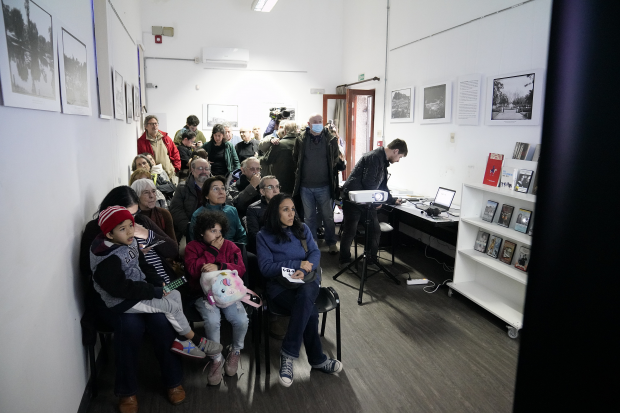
[269,107,291,121]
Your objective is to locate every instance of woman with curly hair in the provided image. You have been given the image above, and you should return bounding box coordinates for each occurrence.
[256,193,343,387]
[184,210,248,385]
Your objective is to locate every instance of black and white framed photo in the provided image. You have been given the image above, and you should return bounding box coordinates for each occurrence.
[482,200,499,223]
[112,68,125,120]
[0,0,61,112]
[57,26,91,116]
[485,69,544,126]
[420,80,452,124]
[133,85,140,120]
[204,104,238,128]
[390,87,414,123]
[486,235,503,259]
[515,169,534,193]
[497,204,515,228]
[125,82,133,124]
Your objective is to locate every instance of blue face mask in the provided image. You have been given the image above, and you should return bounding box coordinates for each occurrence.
[311,124,323,133]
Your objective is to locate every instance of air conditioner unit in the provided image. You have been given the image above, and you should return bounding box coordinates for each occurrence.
[201,47,249,68]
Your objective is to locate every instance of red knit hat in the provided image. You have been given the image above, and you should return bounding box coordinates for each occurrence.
[98,206,135,235]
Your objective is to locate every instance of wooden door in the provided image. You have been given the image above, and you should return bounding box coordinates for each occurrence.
[345,89,376,176]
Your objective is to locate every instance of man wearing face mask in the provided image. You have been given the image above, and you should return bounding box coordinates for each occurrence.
[292,114,340,255]
[170,158,212,242]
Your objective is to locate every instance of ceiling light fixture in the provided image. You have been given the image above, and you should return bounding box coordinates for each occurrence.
[251,0,279,12]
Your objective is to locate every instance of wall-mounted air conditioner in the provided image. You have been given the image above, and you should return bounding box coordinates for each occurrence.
[201,47,249,68]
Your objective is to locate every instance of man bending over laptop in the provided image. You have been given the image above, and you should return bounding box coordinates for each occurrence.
[339,139,408,267]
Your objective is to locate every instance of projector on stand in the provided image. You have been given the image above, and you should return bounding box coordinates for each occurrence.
[348,190,389,204]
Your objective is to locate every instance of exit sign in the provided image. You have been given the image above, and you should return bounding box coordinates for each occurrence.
[358,74,365,81]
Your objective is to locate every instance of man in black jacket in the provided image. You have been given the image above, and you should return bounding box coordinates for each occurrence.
[339,139,408,266]
[170,158,211,241]
[228,157,262,218]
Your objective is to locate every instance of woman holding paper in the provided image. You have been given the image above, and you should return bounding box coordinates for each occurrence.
[256,193,343,387]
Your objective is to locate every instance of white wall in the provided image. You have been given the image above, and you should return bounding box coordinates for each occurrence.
[0,1,142,412]
[386,0,552,198]
[139,0,344,134]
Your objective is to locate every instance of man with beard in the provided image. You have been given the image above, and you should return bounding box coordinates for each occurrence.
[338,139,408,267]
[137,115,181,181]
[170,158,211,242]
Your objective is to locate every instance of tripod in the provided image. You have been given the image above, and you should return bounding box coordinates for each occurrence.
[333,202,401,305]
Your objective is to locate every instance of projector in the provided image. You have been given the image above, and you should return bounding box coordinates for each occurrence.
[348,190,389,204]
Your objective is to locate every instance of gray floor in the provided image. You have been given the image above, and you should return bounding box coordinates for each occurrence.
[86,240,520,413]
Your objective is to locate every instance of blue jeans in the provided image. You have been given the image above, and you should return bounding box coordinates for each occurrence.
[194,298,249,351]
[300,185,337,246]
[97,304,183,397]
[272,281,328,366]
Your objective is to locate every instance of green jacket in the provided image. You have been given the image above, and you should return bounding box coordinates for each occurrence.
[174,128,207,145]
[201,140,240,175]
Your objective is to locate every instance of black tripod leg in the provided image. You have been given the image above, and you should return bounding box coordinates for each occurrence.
[358,254,368,305]
[333,254,364,280]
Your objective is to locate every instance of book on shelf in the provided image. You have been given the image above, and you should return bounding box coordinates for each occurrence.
[486,235,503,258]
[515,169,535,193]
[531,144,541,162]
[497,204,515,227]
[500,166,518,190]
[482,200,499,222]
[499,240,516,264]
[512,142,531,160]
[531,167,539,195]
[483,153,504,187]
[514,208,532,234]
[514,246,531,272]
[474,230,490,253]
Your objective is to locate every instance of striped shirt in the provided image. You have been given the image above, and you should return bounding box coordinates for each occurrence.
[136,230,170,285]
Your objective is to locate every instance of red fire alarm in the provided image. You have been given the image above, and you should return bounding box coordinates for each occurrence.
[377,141,383,147]
[155,35,162,44]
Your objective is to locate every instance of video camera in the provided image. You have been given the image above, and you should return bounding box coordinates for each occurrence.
[269,107,291,122]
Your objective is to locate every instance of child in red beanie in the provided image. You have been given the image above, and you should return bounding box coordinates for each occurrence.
[90,206,222,359]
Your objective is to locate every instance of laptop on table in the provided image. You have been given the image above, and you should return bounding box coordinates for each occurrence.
[431,187,456,212]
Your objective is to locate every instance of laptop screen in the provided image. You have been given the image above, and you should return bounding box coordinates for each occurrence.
[434,187,456,209]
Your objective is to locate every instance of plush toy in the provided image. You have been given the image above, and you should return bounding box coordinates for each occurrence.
[200,269,261,308]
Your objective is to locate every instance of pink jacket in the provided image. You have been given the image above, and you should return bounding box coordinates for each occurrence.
[137,130,181,172]
[184,239,246,298]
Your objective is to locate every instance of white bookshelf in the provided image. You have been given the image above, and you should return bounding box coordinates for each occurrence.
[448,183,535,339]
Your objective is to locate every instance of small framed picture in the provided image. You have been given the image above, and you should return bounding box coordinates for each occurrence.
[514,208,532,234]
[497,204,515,227]
[514,246,531,272]
[390,87,414,123]
[474,230,490,253]
[487,235,503,259]
[482,200,499,222]
[499,241,516,264]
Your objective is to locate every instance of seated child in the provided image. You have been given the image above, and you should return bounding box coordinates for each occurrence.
[184,210,249,385]
[90,206,222,359]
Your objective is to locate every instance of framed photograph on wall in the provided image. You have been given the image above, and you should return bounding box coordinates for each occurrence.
[204,104,238,128]
[125,82,133,123]
[133,85,140,120]
[485,69,544,126]
[390,87,414,123]
[420,80,452,124]
[0,0,61,112]
[57,26,91,116]
[112,69,125,120]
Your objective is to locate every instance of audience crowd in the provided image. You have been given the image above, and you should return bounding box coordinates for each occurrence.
[80,114,345,413]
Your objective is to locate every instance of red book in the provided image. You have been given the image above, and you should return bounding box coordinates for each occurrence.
[483,153,504,186]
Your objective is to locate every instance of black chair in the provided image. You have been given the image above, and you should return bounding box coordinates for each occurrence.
[261,284,341,375]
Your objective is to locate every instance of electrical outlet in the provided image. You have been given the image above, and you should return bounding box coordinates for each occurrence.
[450,133,455,143]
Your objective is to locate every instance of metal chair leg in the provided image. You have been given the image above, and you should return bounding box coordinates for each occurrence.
[320,312,327,337]
[253,308,261,376]
[263,305,271,375]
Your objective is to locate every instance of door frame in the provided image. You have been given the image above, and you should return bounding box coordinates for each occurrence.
[346,88,376,176]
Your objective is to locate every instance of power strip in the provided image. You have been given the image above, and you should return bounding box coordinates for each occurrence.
[407,278,429,285]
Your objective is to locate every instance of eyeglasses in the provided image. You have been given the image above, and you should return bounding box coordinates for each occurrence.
[146,122,158,126]
[263,185,281,191]
[210,186,226,192]
[194,167,211,171]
